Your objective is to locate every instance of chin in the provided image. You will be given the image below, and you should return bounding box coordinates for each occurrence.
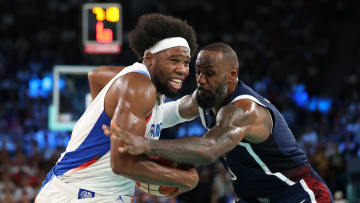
[196,91,216,109]
[154,80,177,98]
[161,86,178,98]
[164,91,178,98]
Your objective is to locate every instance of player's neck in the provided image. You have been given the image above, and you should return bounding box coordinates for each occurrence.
[156,93,163,104]
[227,80,238,99]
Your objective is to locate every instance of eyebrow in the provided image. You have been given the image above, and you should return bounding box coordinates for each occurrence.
[169,55,191,60]
[203,63,215,68]
[195,64,216,73]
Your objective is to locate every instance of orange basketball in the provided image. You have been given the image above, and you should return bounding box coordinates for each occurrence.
[136,181,178,196]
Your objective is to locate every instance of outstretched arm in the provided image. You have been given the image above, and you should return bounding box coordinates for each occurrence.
[104,99,268,165]
[88,66,124,99]
[146,119,247,164]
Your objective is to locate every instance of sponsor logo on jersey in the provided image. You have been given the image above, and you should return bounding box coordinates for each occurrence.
[146,123,162,138]
[78,188,95,199]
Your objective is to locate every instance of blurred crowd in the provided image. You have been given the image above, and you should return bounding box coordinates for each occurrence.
[0,0,360,202]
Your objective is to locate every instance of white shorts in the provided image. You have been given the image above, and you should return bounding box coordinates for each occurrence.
[35,172,135,203]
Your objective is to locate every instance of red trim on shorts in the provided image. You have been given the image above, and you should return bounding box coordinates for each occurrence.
[302,172,332,203]
[283,164,332,203]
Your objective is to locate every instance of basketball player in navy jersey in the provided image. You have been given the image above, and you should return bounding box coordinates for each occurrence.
[104,42,334,202]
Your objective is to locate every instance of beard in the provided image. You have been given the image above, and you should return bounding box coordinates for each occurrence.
[153,75,177,98]
[196,81,227,109]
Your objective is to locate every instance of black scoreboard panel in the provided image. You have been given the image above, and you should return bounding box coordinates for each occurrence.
[82,3,122,54]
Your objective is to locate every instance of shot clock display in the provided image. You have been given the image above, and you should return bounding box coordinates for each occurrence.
[82,3,122,54]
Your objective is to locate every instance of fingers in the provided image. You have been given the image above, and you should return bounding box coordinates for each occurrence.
[102,124,124,138]
[118,145,128,153]
[102,125,111,136]
[102,124,133,154]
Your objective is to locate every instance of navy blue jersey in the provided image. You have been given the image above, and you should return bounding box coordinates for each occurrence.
[199,80,332,203]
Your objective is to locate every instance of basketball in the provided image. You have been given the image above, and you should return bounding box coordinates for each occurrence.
[136,181,178,197]
[136,155,187,197]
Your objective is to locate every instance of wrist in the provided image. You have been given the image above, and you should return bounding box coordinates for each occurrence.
[144,138,151,153]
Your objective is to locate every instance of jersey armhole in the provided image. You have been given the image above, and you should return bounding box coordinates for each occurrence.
[231,94,275,139]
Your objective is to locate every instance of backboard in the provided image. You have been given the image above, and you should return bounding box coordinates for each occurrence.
[49,65,96,131]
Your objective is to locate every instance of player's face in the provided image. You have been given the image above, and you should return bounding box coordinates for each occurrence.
[152,46,190,97]
[195,50,228,109]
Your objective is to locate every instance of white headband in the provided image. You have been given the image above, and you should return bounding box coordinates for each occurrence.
[143,37,190,58]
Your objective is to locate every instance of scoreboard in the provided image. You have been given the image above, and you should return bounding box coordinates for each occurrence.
[82,3,122,54]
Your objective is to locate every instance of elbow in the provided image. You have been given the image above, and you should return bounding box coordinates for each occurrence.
[111,165,122,175]
[189,170,199,189]
[181,168,199,190]
[184,174,199,190]
[87,69,97,83]
[88,66,105,82]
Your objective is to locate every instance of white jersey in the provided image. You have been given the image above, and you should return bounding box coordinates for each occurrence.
[42,62,165,197]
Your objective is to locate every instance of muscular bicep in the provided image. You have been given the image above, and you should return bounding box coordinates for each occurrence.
[230,99,272,143]
[108,73,156,137]
[203,102,257,144]
[105,75,199,188]
[105,73,156,167]
[216,100,257,128]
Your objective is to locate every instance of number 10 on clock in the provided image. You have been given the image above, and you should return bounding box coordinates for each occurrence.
[82,3,122,54]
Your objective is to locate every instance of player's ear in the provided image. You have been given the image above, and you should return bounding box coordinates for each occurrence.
[228,67,238,82]
[143,52,155,68]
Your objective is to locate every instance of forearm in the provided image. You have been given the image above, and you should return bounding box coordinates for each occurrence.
[178,91,199,119]
[147,137,215,164]
[125,156,197,189]
[146,126,245,165]
[111,139,197,189]
[162,95,198,129]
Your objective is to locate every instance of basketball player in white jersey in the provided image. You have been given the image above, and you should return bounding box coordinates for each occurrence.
[35,13,199,203]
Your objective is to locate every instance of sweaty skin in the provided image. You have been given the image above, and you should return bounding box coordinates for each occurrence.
[103,99,272,164]
[102,49,273,165]
[102,43,333,202]
[89,46,199,194]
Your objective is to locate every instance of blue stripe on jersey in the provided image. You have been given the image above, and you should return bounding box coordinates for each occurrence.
[38,167,55,193]
[54,111,111,176]
[133,70,151,78]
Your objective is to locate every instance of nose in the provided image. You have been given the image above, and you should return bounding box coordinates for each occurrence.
[175,63,189,76]
[196,72,206,85]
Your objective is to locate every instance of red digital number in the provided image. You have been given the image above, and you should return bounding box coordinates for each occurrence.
[96,21,113,43]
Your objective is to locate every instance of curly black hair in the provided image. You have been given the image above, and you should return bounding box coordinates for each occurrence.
[129,13,197,59]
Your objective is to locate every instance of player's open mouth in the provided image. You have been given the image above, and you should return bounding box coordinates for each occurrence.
[168,78,183,91]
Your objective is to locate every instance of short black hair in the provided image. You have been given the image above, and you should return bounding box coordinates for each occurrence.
[202,42,239,68]
[129,13,197,59]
